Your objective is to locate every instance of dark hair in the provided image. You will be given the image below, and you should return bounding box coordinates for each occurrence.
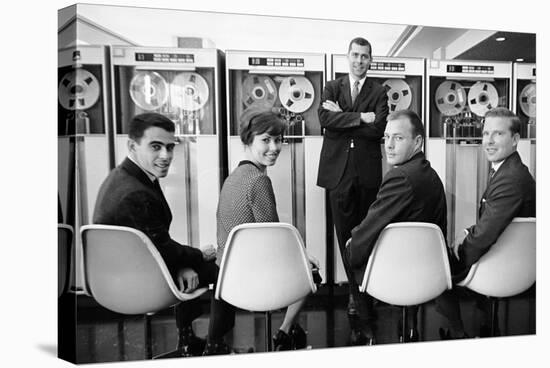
[387,109,425,140]
[240,111,286,146]
[484,107,521,135]
[128,113,175,142]
[348,37,372,56]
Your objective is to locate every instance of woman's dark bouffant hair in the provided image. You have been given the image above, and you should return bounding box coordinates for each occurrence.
[239,111,286,146]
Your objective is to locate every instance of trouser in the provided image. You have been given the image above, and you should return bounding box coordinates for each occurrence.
[329,153,379,329]
[435,253,491,334]
[174,260,236,340]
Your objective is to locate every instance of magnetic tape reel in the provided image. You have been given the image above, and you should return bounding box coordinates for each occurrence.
[129,71,169,111]
[468,81,499,117]
[58,69,100,111]
[242,75,278,111]
[435,81,467,116]
[383,79,412,112]
[278,76,315,113]
[519,83,536,118]
[170,72,209,111]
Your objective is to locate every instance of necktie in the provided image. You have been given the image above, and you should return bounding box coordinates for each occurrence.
[487,167,496,186]
[351,80,360,104]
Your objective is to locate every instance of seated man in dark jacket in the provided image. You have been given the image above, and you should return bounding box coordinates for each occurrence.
[93,113,234,355]
[345,109,447,342]
[436,107,536,338]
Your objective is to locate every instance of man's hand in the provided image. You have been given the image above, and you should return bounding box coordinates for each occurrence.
[452,242,461,260]
[345,238,352,248]
[322,100,342,112]
[449,230,468,260]
[360,112,376,123]
[200,243,216,262]
[177,267,199,293]
[307,253,320,269]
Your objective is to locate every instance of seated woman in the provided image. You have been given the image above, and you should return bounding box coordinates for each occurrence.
[216,111,317,351]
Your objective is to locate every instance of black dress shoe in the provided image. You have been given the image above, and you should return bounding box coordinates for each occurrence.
[273,330,292,351]
[289,323,307,349]
[202,340,232,356]
[479,324,500,337]
[177,326,206,356]
[399,328,419,343]
[439,328,469,340]
[349,329,375,346]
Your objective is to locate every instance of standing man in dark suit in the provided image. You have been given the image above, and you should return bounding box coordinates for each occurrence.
[93,113,235,356]
[345,109,447,342]
[317,37,389,345]
[436,107,536,338]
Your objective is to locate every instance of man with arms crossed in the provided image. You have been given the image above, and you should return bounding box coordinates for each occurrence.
[317,37,389,345]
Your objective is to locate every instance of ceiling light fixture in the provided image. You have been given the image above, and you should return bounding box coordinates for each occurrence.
[516,58,524,62]
[495,37,506,42]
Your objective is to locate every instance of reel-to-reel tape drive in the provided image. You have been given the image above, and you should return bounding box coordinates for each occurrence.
[127,69,212,135]
[239,74,316,132]
[227,52,324,137]
[427,60,512,140]
[58,49,107,136]
[433,79,506,138]
[119,68,214,135]
[513,63,536,138]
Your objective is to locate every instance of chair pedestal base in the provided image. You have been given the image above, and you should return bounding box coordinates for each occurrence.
[265,311,273,352]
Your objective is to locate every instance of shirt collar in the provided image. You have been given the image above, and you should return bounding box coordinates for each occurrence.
[128,155,157,182]
[491,159,505,173]
[349,74,367,90]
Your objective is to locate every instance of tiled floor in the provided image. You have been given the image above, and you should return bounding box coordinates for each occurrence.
[68,286,535,364]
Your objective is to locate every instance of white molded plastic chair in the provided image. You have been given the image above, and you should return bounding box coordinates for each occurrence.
[457,217,536,336]
[360,222,452,342]
[80,224,208,359]
[58,224,73,298]
[215,222,317,351]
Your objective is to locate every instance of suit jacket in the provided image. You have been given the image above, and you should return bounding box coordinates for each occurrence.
[345,152,447,275]
[457,151,536,273]
[317,74,389,190]
[93,158,204,278]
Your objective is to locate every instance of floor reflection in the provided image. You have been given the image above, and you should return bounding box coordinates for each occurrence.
[72,286,535,364]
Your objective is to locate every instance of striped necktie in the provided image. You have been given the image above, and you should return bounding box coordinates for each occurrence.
[351,80,360,104]
[487,167,496,186]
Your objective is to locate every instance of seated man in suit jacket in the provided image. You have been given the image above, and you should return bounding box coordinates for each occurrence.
[345,109,447,342]
[93,113,235,356]
[436,107,536,338]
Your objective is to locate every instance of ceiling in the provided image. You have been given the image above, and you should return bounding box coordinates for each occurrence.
[394,27,536,63]
[455,31,536,63]
[61,5,536,64]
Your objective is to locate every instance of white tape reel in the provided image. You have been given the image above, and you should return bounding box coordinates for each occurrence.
[519,83,536,118]
[435,81,467,116]
[383,79,412,112]
[242,75,278,111]
[278,76,315,113]
[468,81,499,117]
[171,72,209,111]
[129,71,169,111]
[58,69,100,110]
